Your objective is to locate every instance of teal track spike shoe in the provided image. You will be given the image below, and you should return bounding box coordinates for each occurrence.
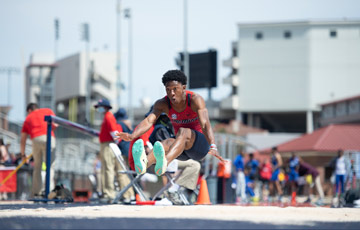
[153,141,167,176]
[132,139,147,175]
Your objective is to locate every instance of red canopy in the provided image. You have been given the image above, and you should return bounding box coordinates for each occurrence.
[260,124,360,153]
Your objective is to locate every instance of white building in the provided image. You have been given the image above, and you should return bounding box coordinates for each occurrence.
[54,52,117,126]
[25,52,117,126]
[222,19,360,133]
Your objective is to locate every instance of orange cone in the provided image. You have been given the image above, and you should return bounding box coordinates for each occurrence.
[195,178,211,205]
[136,194,142,202]
[291,191,296,205]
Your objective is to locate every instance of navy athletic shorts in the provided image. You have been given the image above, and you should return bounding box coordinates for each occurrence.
[176,130,209,161]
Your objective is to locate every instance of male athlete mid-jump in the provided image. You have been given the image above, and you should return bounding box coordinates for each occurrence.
[117,70,224,176]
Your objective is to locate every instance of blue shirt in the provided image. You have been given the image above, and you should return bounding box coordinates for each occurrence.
[289,157,299,170]
[234,154,244,171]
[271,155,278,167]
[246,159,259,176]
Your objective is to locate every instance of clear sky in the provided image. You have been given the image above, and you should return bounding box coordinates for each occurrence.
[1,0,360,122]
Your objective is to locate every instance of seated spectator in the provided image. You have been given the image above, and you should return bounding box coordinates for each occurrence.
[0,138,11,165]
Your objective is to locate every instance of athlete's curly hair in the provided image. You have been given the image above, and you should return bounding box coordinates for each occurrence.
[162,70,187,86]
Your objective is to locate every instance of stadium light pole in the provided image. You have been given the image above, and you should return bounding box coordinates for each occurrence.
[124,8,134,124]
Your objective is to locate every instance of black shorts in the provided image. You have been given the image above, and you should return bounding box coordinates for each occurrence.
[176,130,209,161]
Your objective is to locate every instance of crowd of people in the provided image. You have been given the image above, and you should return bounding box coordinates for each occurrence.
[232,147,357,206]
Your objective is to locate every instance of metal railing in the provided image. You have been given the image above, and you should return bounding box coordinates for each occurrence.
[42,115,100,199]
[0,128,32,155]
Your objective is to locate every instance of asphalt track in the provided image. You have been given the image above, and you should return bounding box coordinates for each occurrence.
[1,202,360,229]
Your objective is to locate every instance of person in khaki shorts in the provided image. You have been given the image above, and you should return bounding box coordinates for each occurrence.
[94,99,134,203]
[20,103,57,198]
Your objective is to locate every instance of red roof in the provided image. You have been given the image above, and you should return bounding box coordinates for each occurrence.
[261,124,360,153]
[320,94,360,106]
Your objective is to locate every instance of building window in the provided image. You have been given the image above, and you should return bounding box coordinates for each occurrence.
[97,76,111,89]
[322,105,335,119]
[255,32,263,40]
[232,86,237,95]
[232,47,237,57]
[330,30,337,38]
[284,31,291,39]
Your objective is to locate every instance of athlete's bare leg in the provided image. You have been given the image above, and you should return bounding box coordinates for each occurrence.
[275,181,283,196]
[146,127,196,167]
[269,181,275,196]
[165,127,196,162]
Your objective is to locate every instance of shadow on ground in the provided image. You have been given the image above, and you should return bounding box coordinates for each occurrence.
[1,217,359,229]
[1,202,359,229]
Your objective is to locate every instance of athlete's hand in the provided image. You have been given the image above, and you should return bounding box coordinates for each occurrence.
[208,148,225,162]
[115,132,133,142]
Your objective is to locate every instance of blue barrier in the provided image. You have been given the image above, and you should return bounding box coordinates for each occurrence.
[39,115,100,201]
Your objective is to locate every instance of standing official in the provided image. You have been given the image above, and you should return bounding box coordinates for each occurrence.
[20,103,57,198]
[95,99,134,203]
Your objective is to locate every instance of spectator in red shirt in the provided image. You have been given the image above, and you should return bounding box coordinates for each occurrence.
[259,158,272,202]
[20,103,57,198]
[95,99,134,203]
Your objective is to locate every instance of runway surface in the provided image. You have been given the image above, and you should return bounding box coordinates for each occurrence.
[1,201,360,229]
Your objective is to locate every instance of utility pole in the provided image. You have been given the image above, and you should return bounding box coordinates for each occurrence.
[124,8,134,124]
[53,18,60,112]
[81,23,90,124]
[116,0,122,109]
[183,0,189,81]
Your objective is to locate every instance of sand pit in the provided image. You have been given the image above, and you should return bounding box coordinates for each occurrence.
[1,201,360,229]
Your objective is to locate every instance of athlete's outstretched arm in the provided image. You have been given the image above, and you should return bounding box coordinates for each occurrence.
[116,99,168,141]
[192,94,224,162]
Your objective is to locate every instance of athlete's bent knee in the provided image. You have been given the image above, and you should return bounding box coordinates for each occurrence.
[176,127,192,140]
